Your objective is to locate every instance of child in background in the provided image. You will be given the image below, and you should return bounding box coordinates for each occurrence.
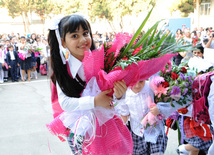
[115,80,183,155]
[177,44,213,155]
[6,45,19,82]
[0,44,5,83]
[47,14,132,154]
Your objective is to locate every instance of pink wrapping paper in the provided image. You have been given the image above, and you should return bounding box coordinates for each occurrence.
[83,48,175,94]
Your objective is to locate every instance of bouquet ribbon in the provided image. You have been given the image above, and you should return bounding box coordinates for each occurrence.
[59,77,116,146]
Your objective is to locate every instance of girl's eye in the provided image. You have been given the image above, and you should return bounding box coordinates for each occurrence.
[71,34,78,38]
[84,31,89,36]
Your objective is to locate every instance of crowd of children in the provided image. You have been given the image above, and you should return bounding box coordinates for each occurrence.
[0,33,49,83]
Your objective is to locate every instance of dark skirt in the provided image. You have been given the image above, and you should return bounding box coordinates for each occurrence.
[132,130,168,155]
[184,133,212,153]
[20,57,32,70]
[179,116,212,154]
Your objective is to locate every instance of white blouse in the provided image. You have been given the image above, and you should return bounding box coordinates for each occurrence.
[116,81,154,137]
[56,53,94,112]
[17,43,31,58]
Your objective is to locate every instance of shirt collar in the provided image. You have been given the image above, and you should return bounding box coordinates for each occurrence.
[67,53,82,78]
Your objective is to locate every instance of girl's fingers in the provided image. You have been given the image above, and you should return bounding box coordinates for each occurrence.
[114,80,127,90]
[103,89,112,94]
[114,82,126,93]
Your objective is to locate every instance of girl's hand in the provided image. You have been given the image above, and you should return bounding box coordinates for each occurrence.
[2,63,4,67]
[113,80,127,99]
[94,89,112,109]
[149,105,160,116]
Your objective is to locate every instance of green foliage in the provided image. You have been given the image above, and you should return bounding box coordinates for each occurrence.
[33,0,54,21]
[177,0,194,17]
[103,7,195,72]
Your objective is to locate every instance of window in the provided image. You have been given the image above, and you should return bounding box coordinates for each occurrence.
[200,0,211,15]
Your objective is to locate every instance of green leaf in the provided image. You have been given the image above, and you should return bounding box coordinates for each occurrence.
[121,7,154,58]
[135,19,163,48]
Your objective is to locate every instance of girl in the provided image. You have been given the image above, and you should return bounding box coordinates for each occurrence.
[115,79,183,155]
[175,29,183,41]
[17,36,32,82]
[47,14,132,155]
[177,45,213,155]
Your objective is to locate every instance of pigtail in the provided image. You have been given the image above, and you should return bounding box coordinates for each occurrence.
[48,30,84,97]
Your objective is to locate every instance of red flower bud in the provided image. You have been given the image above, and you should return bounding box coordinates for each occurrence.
[121,57,128,60]
[162,81,169,88]
[171,72,179,80]
[132,47,141,56]
[181,67,187,73]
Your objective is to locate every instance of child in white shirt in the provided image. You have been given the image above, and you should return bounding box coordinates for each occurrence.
[116,80,182,155]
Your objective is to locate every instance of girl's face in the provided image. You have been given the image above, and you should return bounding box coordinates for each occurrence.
[177,30,181,34]
[193,50,203,58]
[62,25,91,61]
[132,80,145,93]
[32,34,36,39]
[21,38,26,44]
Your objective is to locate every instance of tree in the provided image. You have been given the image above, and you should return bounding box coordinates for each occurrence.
[34,0,54,34]
[0,0,34,34]
[89,0,152,32]
[177,0,194,17]
[169,0,201,17]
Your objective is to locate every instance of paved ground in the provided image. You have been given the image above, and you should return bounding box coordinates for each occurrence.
[0,73,179,155]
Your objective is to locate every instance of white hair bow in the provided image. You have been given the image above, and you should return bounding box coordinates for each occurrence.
[49,15,66,65]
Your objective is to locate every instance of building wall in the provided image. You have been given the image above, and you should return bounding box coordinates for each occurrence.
[198,0,214,28]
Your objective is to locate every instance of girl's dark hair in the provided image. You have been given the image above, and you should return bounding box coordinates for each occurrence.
[176,29,183,34]
[48,14,95,97]
[196,43,204,54]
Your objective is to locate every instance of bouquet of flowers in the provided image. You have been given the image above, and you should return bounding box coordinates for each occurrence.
[149,61,195,107]
[27,44,43,57]
[83,8,194,95]
[18,43,43,60]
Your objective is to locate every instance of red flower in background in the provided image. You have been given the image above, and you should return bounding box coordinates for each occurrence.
[162,81,169,88]
[181,67,187,73]
[171,72,179,80]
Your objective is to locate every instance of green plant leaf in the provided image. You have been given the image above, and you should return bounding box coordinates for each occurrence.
[121,7,154,58]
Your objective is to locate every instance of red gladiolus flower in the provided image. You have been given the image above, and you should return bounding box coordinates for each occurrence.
[162,81,169,88]
[121,57,128,60]
[171,72,179,80]
[181,67,187,73]
[132,47,141,56]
